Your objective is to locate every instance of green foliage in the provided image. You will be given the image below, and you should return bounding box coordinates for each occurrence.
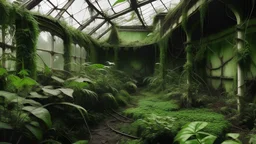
[222,133,242,144]
[0,67,7,76]
[144,69,183,92]
[113,0,126,6]
[158,34,169,82]
[6,74,38,96]
[107,25,120,45]
[236,41,251,70]
[119,139,141,144]
[0,91,52,141]
[175,122,241,144]
[124,93,229,136]
[73,140,89,144]
[175,121,217,144]
[125,81,137,93]
[15,7,39,79]
[138,114,178,142]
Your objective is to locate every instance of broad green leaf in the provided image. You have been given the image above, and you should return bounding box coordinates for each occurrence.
[87,64,105,69]
[44,102,87,115]
[11,98,42,106]
[175,133,194,142]
[0,122,13,130]
[0,91,19,102]
[18,69,29,77]
[113,0,126,6]
[222,140,241,144]
[0,142,12,144]
[189,122,208,132]
[29,92,48,99]
[201,135,217,144]
[66,77,93,83]
[83,89,98,98]
[185,139,199,144]
[51,76,65,83]
[249,134,256,144]
[0,67,7,76]
[59,88,74,98]
[22,106,52,128]
[73,140,89,144]
[25,123,43,140]
[226,133,240,140]
[42,87,61,96]
[19,77,37,86]
[40,139,61,144]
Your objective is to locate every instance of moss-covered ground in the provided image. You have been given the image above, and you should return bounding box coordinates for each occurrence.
[119,91,230,143]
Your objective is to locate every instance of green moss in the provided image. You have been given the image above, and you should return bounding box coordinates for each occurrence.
[15,7,39,79]
[124,96,179,119]
[123,93,229,136]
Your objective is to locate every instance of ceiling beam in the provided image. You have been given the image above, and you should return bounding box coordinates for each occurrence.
[130,0,146,27]
[56,0,75,20]
[109,0,156,20]
[97,27,112,39]
[78,13,100,30]
[89,20,107,35]
[84,0,113,25]
[25,0,43,10]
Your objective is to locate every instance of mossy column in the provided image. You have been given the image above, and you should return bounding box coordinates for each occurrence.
[185,33,193,86]
[15,9,39,79]
[1,25,6,68]
[184,32,193,105]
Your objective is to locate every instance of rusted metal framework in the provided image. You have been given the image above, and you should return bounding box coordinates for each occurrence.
[22,0,180,39]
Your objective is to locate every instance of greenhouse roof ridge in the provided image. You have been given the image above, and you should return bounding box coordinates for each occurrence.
[17,0,180,40]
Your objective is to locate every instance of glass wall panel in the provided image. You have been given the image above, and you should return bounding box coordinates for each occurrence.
[53,36,64,54]
[53,54,64,70]
[38,32,52,51]
[37,50,51,70]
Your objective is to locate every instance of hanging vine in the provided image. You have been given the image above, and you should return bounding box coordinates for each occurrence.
[15,7,39,79]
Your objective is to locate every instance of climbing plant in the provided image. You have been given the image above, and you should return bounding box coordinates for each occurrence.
[15,7,39,79]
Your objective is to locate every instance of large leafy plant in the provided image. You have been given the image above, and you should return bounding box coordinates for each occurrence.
[174,121,242,144]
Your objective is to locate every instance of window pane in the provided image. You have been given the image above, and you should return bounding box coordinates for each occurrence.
[71,57,76,71]
[53,54,64,70]
[38,32,52,51]
[81,48,86,59]
[71,44,76,56]
[0,28,2,43]
[75,45,81,58]
[53,36,64,54]
[37,50,51,70]
[5,50,15,71]
[76,58,81,71]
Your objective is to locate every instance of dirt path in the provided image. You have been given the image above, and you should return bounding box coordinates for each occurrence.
[89,112,134,144]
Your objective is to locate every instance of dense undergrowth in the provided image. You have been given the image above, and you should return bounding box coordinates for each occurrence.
[0,62,137,144]
[116,68,256,144]
[119,92,229,144]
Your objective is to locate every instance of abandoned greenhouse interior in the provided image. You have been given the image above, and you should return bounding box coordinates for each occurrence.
[0,0,256,143]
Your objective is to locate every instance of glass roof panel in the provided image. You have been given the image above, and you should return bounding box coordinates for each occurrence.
[112,11,141,26]
[91,23,111,38]
[113,1,130,13]
[23,0,181,38]
[82,18,105,34]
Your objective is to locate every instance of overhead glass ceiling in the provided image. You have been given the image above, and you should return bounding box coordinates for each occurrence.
[17,0,180,40]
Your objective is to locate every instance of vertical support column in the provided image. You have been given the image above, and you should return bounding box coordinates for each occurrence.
[185,33,193,86]
[50,34,54,69]
[1,25,6,68]
[236,24,245,113]
[184,32,193,106]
